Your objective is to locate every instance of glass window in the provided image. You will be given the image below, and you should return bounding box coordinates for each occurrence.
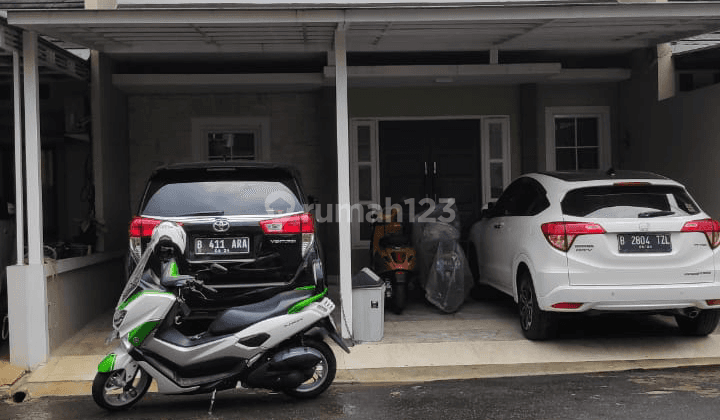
[208,132,256,161]
[561,185,700,218]
[553,116,600,171]
[358,165,373,202]
[489,122,503,159]
[142,181,302,217]
[490,162,504,199]
[357,126,371,162]
[493,178,548,217]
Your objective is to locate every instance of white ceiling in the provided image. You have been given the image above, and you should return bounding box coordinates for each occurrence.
[8,3,720,56]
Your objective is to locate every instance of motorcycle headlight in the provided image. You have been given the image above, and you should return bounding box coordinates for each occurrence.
[113,310,127,329]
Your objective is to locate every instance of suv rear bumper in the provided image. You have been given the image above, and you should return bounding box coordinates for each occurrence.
[537,281,720,312]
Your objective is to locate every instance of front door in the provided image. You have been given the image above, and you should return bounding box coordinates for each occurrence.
[379,120,481,234]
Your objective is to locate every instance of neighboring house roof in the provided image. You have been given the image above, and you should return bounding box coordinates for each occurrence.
[0,1,83,9]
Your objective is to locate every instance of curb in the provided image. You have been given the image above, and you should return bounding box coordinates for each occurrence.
[8,357,720,400]
[2,370,29,402]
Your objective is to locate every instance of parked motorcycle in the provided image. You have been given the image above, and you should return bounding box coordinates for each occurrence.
[370,207,417,314]
[93,221,349,412]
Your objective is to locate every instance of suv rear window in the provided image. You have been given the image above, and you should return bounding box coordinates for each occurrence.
[141,180,304,217]
[561,185,700,218]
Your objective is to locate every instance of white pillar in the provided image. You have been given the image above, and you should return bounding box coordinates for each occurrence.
[23,32,44,266]
[12,50,24,265]
[335,26,353,339]
[8,30,49,368]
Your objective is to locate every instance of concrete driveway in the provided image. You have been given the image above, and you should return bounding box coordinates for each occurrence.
[5,283,720,399]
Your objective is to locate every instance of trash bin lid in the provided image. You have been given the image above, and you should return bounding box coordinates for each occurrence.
[352,267,383,288]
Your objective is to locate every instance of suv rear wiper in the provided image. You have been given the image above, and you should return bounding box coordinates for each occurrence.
[638,210,675,218]
[181,211,225,216]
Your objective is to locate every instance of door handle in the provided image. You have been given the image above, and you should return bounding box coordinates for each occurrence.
[493,223,504,229]
[433,161,437,175]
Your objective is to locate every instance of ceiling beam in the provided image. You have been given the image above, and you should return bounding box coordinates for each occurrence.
[11,3,720,27]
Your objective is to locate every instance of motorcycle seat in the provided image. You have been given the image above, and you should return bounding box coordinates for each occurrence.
[207,289,316,335]
[379,234,411,248]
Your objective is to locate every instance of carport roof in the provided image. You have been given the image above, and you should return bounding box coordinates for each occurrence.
[8,2,720,55]
[0,18,88,80]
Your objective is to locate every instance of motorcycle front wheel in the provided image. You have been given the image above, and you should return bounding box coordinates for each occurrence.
[282,339,336,399]
[92,367,151,411]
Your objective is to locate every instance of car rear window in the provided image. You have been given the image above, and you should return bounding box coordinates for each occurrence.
[561,185,701,218]
[141,181,304,217]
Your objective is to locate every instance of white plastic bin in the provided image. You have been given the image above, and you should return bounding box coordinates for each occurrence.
[351,268,385,342]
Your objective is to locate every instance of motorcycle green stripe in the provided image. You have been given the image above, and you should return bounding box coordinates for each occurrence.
[170,261,179,277]
[295,285,315,290]
[288,288,328,314]
[128,321,161,347]
[98,353,116,373]
[118,291,173,311]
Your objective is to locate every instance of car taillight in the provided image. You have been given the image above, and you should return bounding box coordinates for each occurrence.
[681,219,720,249]
[392,252,407,264]
[260,214,316,257]
[129,217,164,238]
[259,213,315,234]
[541,222,606,252]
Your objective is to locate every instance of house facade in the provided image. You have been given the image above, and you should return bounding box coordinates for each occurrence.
[6,0,720,368]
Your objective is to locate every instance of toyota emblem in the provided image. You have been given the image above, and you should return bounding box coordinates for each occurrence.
[213,218,230,232]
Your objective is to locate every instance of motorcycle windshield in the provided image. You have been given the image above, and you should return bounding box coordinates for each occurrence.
[117,223,178,308]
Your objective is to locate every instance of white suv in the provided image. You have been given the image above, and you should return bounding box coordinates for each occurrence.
[468,170,720,340]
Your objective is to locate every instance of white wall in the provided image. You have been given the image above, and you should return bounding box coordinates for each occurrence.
[45,256,125,352]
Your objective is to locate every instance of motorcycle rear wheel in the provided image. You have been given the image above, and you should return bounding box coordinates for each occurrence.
[282,339,336,399]
[391,277,407,314]
[92,367,151,411]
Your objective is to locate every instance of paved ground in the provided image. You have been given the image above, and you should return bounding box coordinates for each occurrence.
[3,285,720,399]
[2,366,720,419]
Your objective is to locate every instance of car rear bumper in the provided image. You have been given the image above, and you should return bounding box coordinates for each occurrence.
[537,282,720,312]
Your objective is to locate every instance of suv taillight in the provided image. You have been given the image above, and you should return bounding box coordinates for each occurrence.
[541,222,606,252]
[259,213,315,234]
[260,213,316,257]
[129,217,165,238]
[681,219,720,249]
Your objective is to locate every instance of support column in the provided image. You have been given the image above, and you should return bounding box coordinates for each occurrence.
[8,31,49,368]
[334,26,353,339]
[12,49,24,265]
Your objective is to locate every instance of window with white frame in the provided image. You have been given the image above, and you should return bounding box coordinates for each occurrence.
[192,117,270,162]
[545,107,610,171]
[350,120,380,247]
[481,116,511,206]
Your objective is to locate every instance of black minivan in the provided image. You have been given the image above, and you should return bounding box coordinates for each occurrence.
[128,162,324,308]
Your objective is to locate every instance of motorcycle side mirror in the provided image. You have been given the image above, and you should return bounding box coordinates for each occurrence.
[210,263,228,274]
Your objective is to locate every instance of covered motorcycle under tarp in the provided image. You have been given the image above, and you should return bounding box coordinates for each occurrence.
[412,203,474,313]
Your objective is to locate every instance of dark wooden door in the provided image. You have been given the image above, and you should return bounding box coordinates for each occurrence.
[379,120,481,235]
